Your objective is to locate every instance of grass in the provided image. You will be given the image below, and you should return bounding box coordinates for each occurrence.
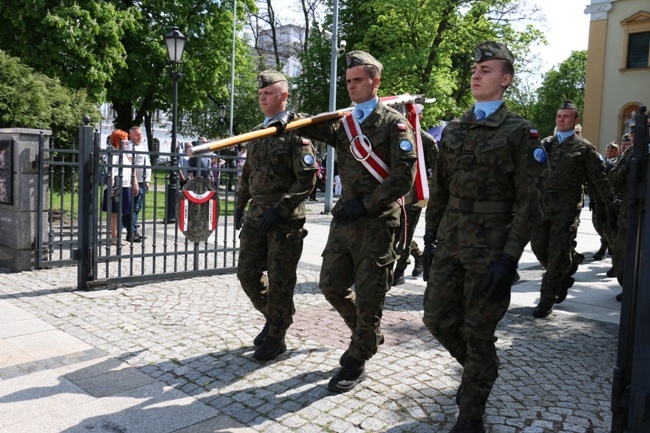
[50,187,236,225]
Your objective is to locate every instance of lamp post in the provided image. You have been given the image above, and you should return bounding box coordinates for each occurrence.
[163,26,186,223]
[218,104,227,138]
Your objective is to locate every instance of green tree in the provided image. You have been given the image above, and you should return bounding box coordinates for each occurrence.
[0,50,100,145]
[533,50,587,138]
[336,0,544,124]
[293,22,350,114]
[0,0,259,145]
[0,1,133,102]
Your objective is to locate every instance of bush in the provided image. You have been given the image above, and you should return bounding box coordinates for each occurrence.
[0,49,100,146]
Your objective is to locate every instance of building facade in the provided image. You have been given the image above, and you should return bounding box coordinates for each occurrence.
[583,0,650,151]
[257,24,305,79]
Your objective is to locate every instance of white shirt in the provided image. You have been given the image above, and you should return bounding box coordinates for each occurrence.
[129,140,151,183]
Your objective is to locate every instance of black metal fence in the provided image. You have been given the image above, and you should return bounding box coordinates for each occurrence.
[37,122,241,289]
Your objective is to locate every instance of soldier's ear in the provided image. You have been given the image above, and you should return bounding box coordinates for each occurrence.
[500,73,513,89]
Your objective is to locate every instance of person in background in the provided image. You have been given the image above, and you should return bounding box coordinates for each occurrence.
[530,100,614,318]
[103,129,138,246]
[592,141,620,261]
[422,41,546,433]
[178,141,191,186]
[210,156,225,186]
[124,126,150,243]
[188,137,212,179]
[236,144,247,189]
[392,103,438,286]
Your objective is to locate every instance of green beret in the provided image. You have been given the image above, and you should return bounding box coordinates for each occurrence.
[474,41,514,64]
[257,70,287,89]
[559,100,578,111]
[345,50,383,73]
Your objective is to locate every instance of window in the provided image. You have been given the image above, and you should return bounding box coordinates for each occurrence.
[621,12,650,71]
[627,32,650,69]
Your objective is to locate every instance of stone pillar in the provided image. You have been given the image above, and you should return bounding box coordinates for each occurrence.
[0,128,52,272]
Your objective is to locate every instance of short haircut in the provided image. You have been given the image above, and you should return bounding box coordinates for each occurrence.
[364,64,381,80]
[502,60,514,78]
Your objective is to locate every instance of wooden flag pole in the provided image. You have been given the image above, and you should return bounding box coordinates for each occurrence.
[187,94,424,157]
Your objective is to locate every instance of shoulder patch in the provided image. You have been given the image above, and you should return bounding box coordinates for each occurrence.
[301,138,311,146]
[533,147,547,164]
[529,128,539,139]
[399,140,413,152]
[303,154,315,166]
[397,123,407,131]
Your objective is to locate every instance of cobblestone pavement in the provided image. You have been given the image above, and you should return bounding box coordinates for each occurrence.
[0,255,616,433]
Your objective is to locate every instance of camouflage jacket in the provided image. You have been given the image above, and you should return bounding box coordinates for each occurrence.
[236,125,317,221]
[425,103,547,259]
[539,133,613,221]
[298,102,417,227]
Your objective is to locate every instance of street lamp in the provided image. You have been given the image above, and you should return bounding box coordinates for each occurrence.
[163,26,186,224]
[218,104,227,138]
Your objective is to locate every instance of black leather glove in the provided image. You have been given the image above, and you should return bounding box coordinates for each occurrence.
[422,235,437,282]
[483,253,518,301]
[259,207,282,235]
[265,110,294,133]
[234,208,245,230]
[332,197,367,223]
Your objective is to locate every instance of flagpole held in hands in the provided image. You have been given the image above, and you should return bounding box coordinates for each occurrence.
[187,94,425,157]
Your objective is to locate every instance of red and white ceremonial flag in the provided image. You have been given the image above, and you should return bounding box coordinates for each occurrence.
[405,102,429,206]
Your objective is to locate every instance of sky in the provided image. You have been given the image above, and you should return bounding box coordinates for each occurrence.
[531,0,591,72]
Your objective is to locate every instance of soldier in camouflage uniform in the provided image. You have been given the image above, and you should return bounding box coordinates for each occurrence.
[234,70,318,361]
[530,101,614,318]
[422,41,547,433]
[393,103,438,286]
[267,50,417,393]
[609,130,636,301]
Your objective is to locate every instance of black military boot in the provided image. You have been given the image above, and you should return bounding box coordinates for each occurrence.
[455,378,465,406]
[392,265,406,286]
[412,252,424,277]
[606,267,617,278]
[568,252,584,276]
[449,417,485,433]
[555,277,575,304]
[253,335,286,361]
[533,301,553,318]
[253,322,269,347]
[593,243,608,260]
[339,334,384,367]
[328,356,366,393]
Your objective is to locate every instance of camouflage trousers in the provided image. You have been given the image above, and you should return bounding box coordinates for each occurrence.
[612,211,627,287]
[422,240,509,420]
[395,204,423,271]
[237,218,308,339]
[319,218,397,362]
[531,217,580,305]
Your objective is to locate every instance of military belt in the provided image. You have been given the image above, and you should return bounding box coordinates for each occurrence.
[448,196,514,214]
[251,192,285,203]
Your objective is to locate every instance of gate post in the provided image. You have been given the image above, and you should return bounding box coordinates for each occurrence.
[77,116,95,289]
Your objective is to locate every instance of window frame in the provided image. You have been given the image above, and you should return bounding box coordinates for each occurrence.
[621,11,650,72]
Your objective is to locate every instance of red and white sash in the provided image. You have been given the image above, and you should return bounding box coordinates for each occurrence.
[342,112,391,183]
[342,111,408,242]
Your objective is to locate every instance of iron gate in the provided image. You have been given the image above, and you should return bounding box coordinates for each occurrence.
[37,121,240,289]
